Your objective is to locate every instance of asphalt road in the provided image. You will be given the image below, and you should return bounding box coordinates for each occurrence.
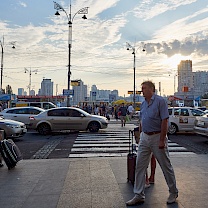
[15,130,78,159]
[14,129,208,160]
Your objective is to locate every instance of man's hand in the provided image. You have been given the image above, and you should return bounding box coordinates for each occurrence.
[159,140,166,149]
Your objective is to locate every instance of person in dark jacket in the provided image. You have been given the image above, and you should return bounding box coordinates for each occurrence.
[119,103,127,127]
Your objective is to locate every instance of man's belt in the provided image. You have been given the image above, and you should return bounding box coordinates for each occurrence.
[144,131,161,135]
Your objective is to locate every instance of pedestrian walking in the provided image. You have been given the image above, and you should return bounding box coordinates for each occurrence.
[127,103,134,119]
[118,103,127,127]
[94,105,99,115]
[126,80,178,206]
[114,105,119,120]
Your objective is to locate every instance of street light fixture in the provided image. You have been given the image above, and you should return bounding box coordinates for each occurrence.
[0,36,15,94]
[53,1,89,106]
[25,68,38,95]
[126,42,146,109]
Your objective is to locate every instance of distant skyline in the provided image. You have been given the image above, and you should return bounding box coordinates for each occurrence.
[0,0,208,96]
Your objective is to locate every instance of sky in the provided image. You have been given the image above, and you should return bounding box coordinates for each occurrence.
[0,0,208,97]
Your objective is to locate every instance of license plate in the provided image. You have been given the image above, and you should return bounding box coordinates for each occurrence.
[198,121,205,126]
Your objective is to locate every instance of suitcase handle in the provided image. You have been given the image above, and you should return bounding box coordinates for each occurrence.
[129,130,134,154]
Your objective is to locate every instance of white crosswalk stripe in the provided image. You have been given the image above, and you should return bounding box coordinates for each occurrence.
[69,128,195,158]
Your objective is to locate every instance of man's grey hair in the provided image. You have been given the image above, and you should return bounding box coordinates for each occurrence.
[141,81,155,92]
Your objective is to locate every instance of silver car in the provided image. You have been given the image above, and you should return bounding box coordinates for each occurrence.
[0,107,45,125]
[29,107,108,135]
[0,118,27,138]
[194,114,208,137]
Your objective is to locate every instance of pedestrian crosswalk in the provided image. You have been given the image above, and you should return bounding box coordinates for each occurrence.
[69,129,196,158]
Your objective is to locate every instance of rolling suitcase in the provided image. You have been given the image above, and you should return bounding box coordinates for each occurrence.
[0,139,23,169]
[127,130,137,185]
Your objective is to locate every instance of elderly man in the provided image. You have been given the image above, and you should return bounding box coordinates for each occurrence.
[126,80,178,206]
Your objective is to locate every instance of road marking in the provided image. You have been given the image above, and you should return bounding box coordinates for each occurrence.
[69,130,195,158]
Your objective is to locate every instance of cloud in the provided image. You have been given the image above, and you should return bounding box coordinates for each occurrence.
[0,0,207,96]
[19,1,27,8]
[152,7,208,41]
[132,0,197,20]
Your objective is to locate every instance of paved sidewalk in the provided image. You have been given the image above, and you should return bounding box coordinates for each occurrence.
[0,153,208,208]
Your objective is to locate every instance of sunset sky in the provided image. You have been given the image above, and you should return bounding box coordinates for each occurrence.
[0,0,208,96]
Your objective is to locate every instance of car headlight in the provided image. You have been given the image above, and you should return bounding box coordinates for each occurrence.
[5,123,21,128]
[101,118,108,124]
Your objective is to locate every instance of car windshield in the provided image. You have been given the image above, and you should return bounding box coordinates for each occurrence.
[190,109,205,116]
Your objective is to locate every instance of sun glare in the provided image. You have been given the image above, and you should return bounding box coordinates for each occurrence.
[164,54,191,69]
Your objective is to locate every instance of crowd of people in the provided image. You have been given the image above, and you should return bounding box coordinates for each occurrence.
[80,102,136,126]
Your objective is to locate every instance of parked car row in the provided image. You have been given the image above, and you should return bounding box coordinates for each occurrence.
[0,106,109,137]
[0,106,207,138]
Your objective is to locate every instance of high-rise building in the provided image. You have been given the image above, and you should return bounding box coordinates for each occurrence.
[193,71,208,96]
[72,80,87,105]
[175,60,208,100]
[39,79,53,96]
[178,60,193,93]
[30,90,35,96]
[18,88,24,95]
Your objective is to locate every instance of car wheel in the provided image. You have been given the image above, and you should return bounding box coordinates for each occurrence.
[37,123,51,135]
[168,123,178,135]
[88,122,100,132]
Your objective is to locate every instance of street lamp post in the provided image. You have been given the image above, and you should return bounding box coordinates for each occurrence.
[0,36,15,94]
[126,42,145,109]
[53,1,89,107]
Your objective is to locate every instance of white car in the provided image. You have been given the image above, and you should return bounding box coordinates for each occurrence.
[0,107,45,126]
[0,117,27,138]
[168,107,205,134]
[194,114,208,137]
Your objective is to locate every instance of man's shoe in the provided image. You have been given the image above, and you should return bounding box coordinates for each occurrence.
[126,195,145,206]
[145,183,150,188]
[167,193,178,204]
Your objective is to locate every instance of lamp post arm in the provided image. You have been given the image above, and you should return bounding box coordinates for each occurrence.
[71,7,89,22]
[53,1,70,22]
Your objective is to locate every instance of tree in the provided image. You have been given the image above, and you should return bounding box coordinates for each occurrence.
[5,85,13,94]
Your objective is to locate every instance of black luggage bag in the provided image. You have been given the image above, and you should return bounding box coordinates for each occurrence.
[0,139,23,169]
[127,130,137,185]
